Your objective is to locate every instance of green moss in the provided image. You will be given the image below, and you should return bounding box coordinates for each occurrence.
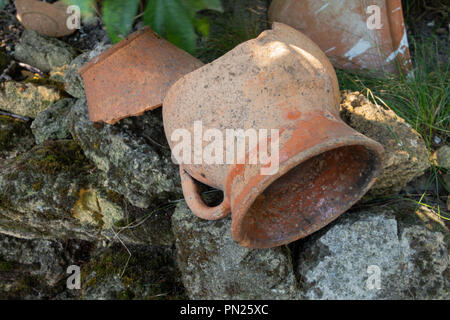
[0,115,30,150]
[116,289,134,300]
[32,182,43,191]
[0,49,9,72]
[25,75,66,93]
[5,171,19,181]
[106,190,123,205]
[0,260,14,272]
[0,193,12,209]
[81,246,187,300]
[22,140,92,175]
[113,219,128,228]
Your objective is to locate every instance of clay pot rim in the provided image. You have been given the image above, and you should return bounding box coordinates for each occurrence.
[78,26,156,76]
[229,127,385,249]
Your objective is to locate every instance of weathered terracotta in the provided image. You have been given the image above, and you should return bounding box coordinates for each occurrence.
[15,0,76,37]
[163,23,385,248]
[269,0,412,75]
[79,27,204,124]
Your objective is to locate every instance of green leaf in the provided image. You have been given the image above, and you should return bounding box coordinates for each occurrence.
[187,0,223,13]
[143,0,223,54]
[143,0,165,35]
[62,0,96,21]
[0,0,7,10]
[164,0,197,54]
[193,17,210,37]
[102,0,140,43]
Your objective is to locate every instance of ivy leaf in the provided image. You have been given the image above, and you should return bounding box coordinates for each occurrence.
[0,0,7,10]
[102,0,140,43]
[187,0,224,14]
[143,0,223,54]
[143,0,165,36]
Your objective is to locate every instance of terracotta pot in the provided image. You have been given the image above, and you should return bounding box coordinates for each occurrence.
[269,0,411,76]
[163,23,385,248]
[15,0,76,37]
[79,27,204,124]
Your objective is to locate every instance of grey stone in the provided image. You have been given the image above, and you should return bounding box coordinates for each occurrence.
[340,91,430,197]
[297,205,449,300]
[14,30,76,73]
[31,98,75,144]
[0,234,66,287]
[67,98,181,208]
[0,234,90,299]
[0,138,175,247]
[172,201,299,300]
[63,43,111,98]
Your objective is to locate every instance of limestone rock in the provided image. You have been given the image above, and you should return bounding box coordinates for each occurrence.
[297,204,449,300]
[0,140,124,240]
[172,201,299,300]
[14,30,76,74]
[68,98,181,208]
[0,234,91,299]
[436,146,450,170]
[340,91,430,197]
[0,81,62,118]
[31,98,75,144]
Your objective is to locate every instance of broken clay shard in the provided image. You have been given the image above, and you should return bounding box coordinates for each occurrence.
[78,27,204,125]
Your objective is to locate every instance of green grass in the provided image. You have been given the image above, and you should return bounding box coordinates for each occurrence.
[337,37,449,147]
[337,33,449,220]
[402,0,449,29]
[195,3,267,63]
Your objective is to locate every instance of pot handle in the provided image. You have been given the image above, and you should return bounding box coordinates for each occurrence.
[179,166,231,220]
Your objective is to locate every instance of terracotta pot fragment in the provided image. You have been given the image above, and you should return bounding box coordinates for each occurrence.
[163,23,385,248]
[79,27,204,124]
[269,0,412,76]
[15,0,76,37]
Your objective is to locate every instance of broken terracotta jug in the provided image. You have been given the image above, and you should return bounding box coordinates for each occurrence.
[79,27,204,124]
[163,23,385,248]
[269,0,411,75]
[15,0,76,37]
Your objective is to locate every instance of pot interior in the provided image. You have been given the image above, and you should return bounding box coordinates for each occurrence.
[240,145,380,247]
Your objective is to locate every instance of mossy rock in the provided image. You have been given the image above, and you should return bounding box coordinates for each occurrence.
[0,49,9,73]
[0,81,63,118]
[81,244,186,300]
[0,115,34,159]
